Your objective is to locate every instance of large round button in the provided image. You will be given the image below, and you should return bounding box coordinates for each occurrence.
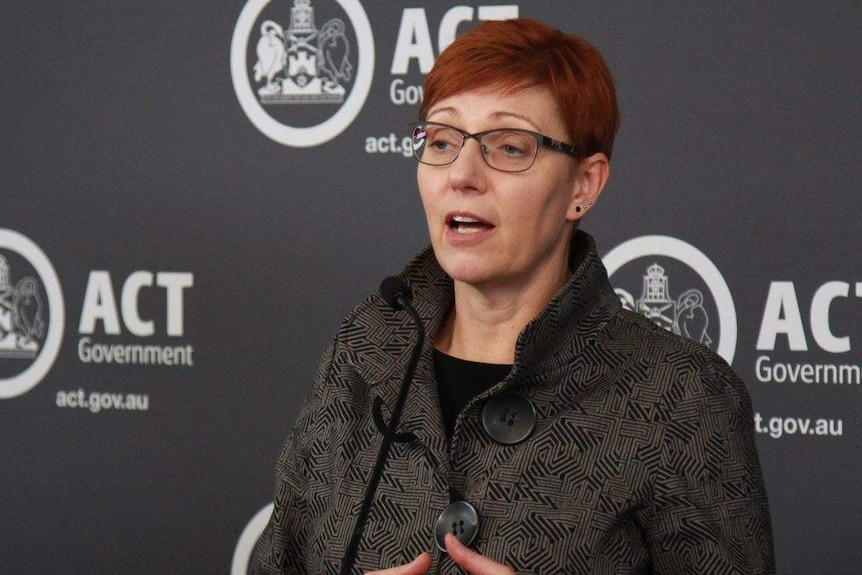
[435,501,479,552]
[481,392,536,444]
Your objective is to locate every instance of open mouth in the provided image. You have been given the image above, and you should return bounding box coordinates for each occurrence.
[447,214,494,235]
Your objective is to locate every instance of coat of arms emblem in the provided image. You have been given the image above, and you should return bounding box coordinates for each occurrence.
[616,262,713,347]
[252,0,353,103]
[0,254,45,359]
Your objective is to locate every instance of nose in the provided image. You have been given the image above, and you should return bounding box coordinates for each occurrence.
[447,138,488,193]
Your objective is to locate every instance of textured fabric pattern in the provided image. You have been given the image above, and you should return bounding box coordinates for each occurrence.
[253,231,775,574]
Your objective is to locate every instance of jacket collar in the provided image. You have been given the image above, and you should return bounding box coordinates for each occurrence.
[353,230,620,387]
[512,229,620,378]
[346,230,620,476]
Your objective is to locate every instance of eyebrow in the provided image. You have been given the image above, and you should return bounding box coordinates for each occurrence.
[490,111,541,131]
[425,106,456,120]
[425,108,542,132]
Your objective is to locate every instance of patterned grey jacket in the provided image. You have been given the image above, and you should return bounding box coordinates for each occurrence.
[253,231,775,574]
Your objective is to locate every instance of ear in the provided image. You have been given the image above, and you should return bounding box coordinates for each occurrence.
[566,152,610,221]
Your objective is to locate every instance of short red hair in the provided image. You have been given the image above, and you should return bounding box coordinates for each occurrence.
[420,19,619,158]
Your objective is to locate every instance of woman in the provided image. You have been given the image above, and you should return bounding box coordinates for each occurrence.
[254,19,774,575]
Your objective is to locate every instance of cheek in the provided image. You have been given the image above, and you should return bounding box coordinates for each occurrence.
[417,181,433,214]
[417,177,439,230]
[417,168,442,211]
[513,181,572,224]
[543,174,578,220]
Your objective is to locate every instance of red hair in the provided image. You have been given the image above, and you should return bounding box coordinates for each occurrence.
[420,19,619,158]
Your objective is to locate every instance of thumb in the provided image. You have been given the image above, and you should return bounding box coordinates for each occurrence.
[365,552,432,575]
[404,553,433,574]
[445,533,515,574]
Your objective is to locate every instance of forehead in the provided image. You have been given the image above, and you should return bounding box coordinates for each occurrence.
[425,85,565,135]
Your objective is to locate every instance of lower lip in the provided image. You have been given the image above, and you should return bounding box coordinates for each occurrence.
[444,224,495,244]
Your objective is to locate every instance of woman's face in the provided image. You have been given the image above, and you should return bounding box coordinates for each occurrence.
[418,85,586,291]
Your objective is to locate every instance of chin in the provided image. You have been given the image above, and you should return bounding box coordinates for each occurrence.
[436,252,498,286]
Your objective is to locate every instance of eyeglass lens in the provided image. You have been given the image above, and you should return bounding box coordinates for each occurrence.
[411,124,539,172]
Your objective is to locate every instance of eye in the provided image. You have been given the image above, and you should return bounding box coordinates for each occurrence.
[501,143,525,156]
[425,127,461,154]
[487,131,534,158]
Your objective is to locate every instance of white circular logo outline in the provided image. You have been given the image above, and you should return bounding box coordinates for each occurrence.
[231,0,375,147]
[0,229,65,399]
[603,235,737,364]
[232,503,274,575]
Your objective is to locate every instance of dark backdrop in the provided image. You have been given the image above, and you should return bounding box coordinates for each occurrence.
[2,1,860,573]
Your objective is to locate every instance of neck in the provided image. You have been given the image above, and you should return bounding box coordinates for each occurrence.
[435,253,572,365]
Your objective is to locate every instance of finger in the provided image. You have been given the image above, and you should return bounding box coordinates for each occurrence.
[444,533,515,575]
[364,552,432,575]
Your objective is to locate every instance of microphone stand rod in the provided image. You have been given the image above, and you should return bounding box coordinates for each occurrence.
[339,295,425,575]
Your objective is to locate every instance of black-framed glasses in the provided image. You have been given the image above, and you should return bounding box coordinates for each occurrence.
[408,121,580,173]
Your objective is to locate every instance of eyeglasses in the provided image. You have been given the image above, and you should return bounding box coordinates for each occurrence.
[408,121,580,173]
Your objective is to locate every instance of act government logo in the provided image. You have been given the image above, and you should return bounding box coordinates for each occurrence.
[0,229,64,399]
[603,235,737,364]
[231,0,375,147]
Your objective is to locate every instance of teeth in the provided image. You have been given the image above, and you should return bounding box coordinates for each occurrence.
[449,215,489,235]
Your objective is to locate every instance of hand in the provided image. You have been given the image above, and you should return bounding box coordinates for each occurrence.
[445,533,516,574]
[364,552,432,575]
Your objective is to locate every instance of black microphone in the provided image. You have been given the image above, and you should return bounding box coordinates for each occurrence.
[380,275,413,311]
[339,276,426,575]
